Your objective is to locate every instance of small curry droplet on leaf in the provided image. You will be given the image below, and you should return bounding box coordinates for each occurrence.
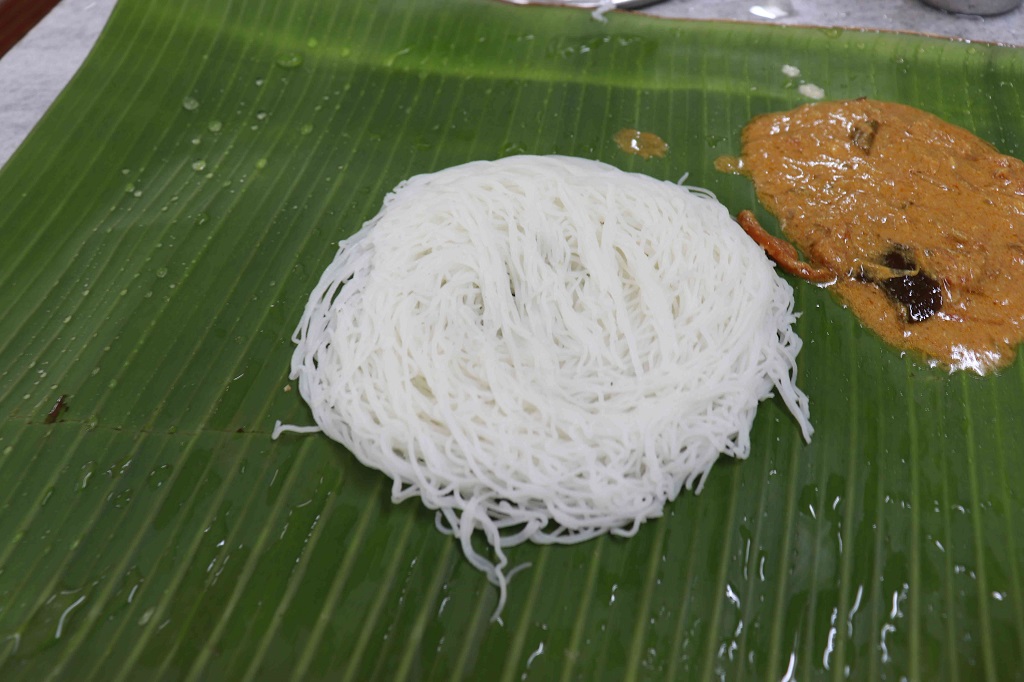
[613,128,668,160]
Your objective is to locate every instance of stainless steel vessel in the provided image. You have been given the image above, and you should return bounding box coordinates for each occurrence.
[920,0,1021,16]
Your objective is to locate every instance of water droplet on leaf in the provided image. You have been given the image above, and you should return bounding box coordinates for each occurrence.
[147,464,173,490]
[275,52,304,69]
[109,489,133,509]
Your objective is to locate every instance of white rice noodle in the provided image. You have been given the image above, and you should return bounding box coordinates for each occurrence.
[276,155,812,621]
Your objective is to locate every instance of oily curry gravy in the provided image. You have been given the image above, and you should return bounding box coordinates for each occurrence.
[718,98,1024,374]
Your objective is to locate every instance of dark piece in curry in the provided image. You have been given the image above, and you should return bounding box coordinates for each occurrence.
[44,394,68,424]
[719,98,1024,374]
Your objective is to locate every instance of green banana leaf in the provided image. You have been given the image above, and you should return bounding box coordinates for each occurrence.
[1,0,1022,679]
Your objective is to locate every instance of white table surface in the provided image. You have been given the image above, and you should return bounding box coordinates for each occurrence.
[1,0,1022,169]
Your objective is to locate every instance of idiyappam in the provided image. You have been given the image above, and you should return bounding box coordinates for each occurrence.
[274,155,813,621]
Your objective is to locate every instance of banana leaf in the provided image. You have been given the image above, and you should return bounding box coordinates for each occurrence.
[1,0,1022,679]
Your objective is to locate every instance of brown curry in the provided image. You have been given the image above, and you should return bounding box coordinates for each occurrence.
[717,98,1024,374]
